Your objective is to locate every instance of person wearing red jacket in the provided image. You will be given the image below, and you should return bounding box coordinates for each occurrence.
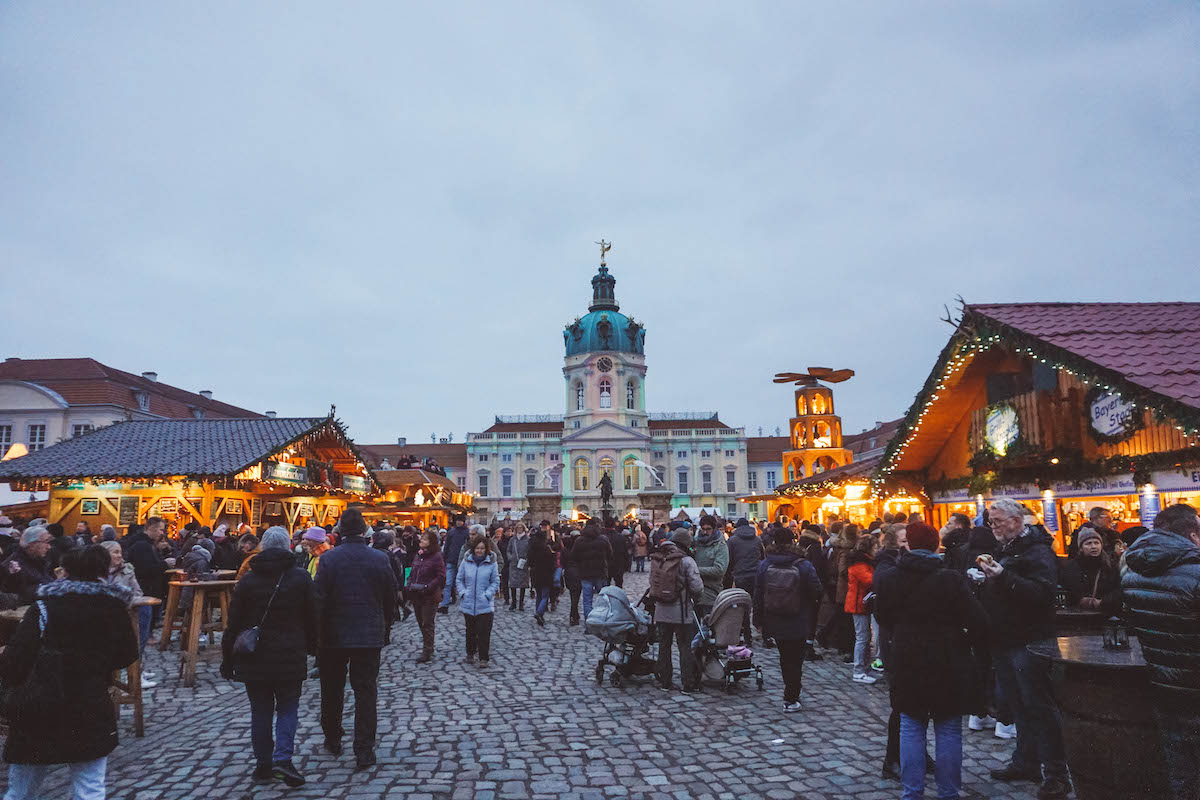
[845,534,878,685]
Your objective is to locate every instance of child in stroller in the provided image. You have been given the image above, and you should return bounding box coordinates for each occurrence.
[693,587,764,691]
[585,586,658,687]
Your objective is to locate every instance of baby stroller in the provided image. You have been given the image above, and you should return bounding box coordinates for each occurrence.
[585,586,657,688]
[693,588,764,692]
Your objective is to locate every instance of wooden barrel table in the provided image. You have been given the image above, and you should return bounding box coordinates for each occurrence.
[1054,607,1106,635]
[1027,636,1169,800]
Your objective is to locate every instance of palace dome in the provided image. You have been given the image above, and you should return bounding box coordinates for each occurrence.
[563,266,646,357]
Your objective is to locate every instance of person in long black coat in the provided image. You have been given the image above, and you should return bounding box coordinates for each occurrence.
[221,529,316,786]
[875,524,990,800]
[527,530,556,626]
[0,545,138,798]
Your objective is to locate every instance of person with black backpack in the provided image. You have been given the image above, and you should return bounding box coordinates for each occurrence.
[752,527,822,712]
[649,530,704,693]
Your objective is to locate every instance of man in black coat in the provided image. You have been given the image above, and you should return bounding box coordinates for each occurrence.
[439,517,470,612]
[124,517,170,601]
[314,510,396,769]
[977,498,1069,799]
[1121,503,1200,800]
[0,527,54,603]
[569,522,611,620]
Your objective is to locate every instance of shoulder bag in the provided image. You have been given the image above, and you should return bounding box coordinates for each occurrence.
[232,574,284,656]
[0,601,66,723]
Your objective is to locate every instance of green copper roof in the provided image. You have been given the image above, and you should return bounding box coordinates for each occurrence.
[564,267,646,356]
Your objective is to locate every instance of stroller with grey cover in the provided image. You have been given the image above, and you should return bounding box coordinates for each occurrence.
[585,586,657,688]
[693,587,764,691]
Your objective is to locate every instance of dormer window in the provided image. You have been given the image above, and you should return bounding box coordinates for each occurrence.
[191,407,205,419]
[134,391,150,411]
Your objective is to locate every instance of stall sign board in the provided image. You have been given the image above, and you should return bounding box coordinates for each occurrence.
[1090,392,1136,439]
[226,499,243,514]
[932,487,972,503]
[1150,469,1200,493]
[1041,497,1059,533]
[1140,490,1162,528]
[157,498,178,515]
[250,498,263,526]
[81,498,101,516]
[1051,474,1136,499]
[989,483,1041,500]
[297,503,315,517]
[117,496,140,526]
[263,460,308,486]
[65,481,124,492]
[263,501,283,516]
[341,474,371,495]
[985,404,1020,455]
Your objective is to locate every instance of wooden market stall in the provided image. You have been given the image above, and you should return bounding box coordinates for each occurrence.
[0,415,381,535]
[772,454,923,526]
[360,468,475,528]
[874,302,1200,551]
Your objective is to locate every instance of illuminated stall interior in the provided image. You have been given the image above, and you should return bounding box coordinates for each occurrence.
[0,415,380,534]
[361,468,475,529]
[875,302,1200,552]
[772,454,922,526]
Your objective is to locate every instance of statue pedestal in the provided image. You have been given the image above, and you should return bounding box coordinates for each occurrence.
[637,489,675,525]
[525,490,562,523]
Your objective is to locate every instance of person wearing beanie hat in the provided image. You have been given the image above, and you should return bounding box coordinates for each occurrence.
[874,518,990,799]
[301,527,332,579]
[311,506,396,767]
[1074,527,1102,550]
[904,522,940,553]
[649,530,703,693]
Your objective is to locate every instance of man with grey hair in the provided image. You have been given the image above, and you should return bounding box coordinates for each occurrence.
[977,497,1070,799]
[0,526,54,603]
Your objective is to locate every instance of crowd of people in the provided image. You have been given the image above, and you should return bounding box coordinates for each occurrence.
[0,498,1196,799]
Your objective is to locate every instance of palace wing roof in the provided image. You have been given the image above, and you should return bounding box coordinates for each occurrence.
[971,303,1200,409]
[0,417,328,480]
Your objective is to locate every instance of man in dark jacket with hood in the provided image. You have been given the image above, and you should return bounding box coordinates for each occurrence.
[439,517,470,612]
[1121,502,1200,800]
[314,510,397,769]
[752,527,821,711]
[569,522,611,620]
[976,498,1069,799]
[124,516,169,601]
[727,519,764,644]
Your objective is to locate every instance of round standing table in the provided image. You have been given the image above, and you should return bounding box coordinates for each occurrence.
[1027,636,1169,800]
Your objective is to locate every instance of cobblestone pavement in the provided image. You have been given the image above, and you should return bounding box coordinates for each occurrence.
[1,571,1044,800]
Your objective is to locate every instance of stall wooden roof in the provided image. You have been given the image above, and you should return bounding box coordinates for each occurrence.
[0,416,377,491]
[374,468,458,493]
[880,302,1200,478]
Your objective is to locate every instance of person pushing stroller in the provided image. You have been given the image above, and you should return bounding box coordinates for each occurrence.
[649,529,704,693]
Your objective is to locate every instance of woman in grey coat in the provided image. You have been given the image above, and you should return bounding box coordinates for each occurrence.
[505,525,531,611]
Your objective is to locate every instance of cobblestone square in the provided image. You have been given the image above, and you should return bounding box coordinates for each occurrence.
[0,573,1043,800]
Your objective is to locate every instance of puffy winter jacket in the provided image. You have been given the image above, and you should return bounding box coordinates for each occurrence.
[569,528,611,581]
[726,524,764,582]
[692,531,730,606]
[1122,529,1200,702]
[844,551,875,615]
[455,553,500,616]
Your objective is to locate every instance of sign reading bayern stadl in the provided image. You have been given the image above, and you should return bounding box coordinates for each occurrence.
[263,459,307,485]
[1090,391,1136,438]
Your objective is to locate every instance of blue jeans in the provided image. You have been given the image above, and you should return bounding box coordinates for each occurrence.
[440,562,459,608]
[6,757,107,800]
[137,604,153,652]
[993,644,1067,780]
[580,578,602,620]
[900,714,962,799]
[245,680,302,765]
[634,556,646,572]
[552,567,563,588]
[535,587,551,617]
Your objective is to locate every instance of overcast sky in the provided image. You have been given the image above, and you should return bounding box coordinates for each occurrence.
[2,3,1197,446]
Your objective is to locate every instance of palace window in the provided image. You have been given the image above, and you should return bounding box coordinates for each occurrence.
[574,458,590,491]
[701,450,711,458]
[766,470,777,490]
[525,453,536,462]
[654,465,666,486]
[599,379,612,409]
[748,471,758,490]
[599,456,615,482]
[478,454,489,462]
[623,456,640,490]
[550,469,560,491]
[626,381,636,409]
[676,450,688,459]
[525,470,537,494]
[725,449,735,457]
[456,476,466,491]
[701,469,712,493]
[727,503,737,516]
[726,469,736,492]
[653,451,664,459]
[0,425,10,458]
[71,423,94,438]
[677,469,689,494]
[27,424,46,452]
[478,473,490,497]
[549,453,560,461]
[501,470,513,497]
[501,453,513,463]
[575,383,584,411]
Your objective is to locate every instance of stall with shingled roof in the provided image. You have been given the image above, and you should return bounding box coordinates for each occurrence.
[874,302,1200,551]
[0,413,380,535]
